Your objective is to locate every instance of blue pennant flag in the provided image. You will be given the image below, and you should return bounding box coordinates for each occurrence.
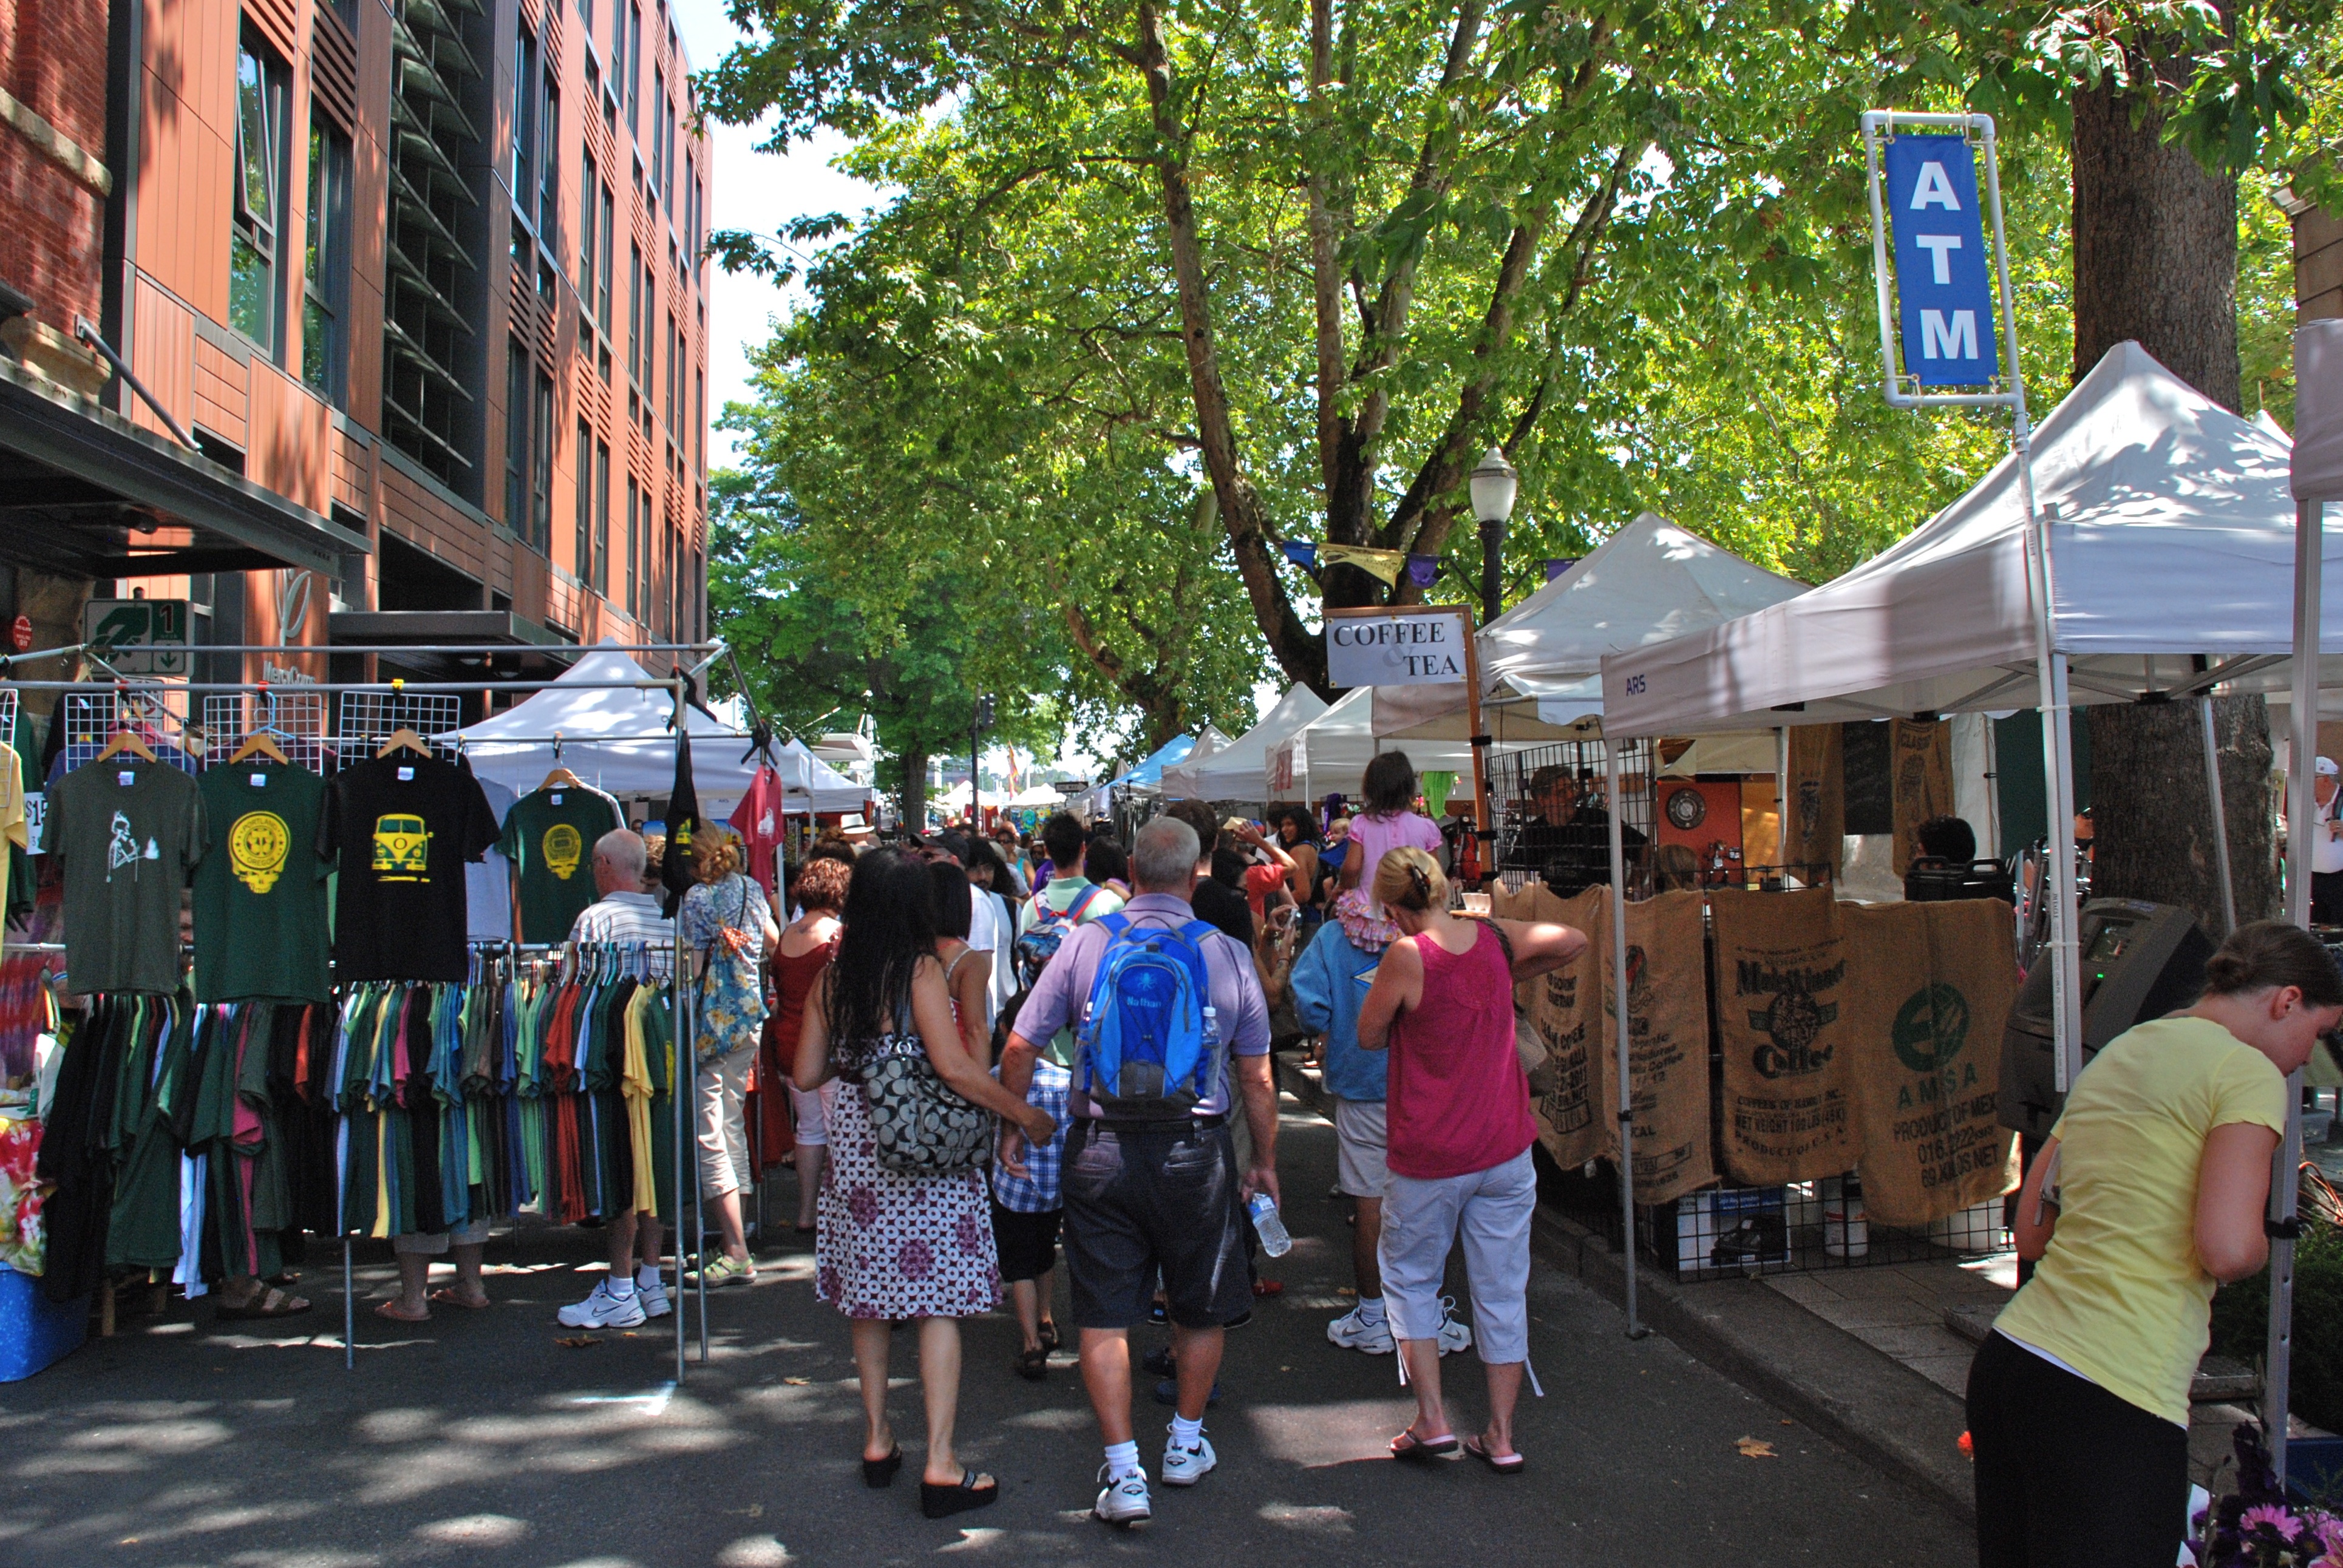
[1281,540,1319,571]
[1405,554,1440,588]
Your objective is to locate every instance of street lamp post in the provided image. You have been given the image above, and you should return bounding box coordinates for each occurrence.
[1468,447,1518,626]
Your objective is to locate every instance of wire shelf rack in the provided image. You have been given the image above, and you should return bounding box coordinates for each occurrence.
[201,690,334,773]
[335,689,463,760]
[58,684,202,775]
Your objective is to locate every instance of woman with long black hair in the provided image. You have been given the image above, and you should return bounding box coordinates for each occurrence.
[797,848,1057,1518]
[1970,919,2343,1566]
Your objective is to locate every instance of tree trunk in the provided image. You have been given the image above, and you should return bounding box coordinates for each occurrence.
[899,747,929,831]
[2069,75,2274,933]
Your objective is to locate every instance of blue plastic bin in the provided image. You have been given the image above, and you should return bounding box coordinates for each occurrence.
[0,1264,85,1380]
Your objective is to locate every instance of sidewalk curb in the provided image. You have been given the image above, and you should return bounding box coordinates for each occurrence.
[1275,1051,1974,1524]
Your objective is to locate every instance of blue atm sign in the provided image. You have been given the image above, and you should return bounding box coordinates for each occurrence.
[1883,135,1998,387]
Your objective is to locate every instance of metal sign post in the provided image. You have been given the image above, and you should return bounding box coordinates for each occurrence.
[1862,110,2084,1098]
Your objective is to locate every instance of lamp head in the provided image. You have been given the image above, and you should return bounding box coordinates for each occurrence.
[1469,447,1518,526]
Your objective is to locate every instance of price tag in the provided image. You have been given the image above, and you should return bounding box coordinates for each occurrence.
[117,770,135,787]
[250,772,268,787]
[551,792,565,804]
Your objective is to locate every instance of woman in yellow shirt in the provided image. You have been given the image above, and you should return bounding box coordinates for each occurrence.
[1970,920,2343,1568]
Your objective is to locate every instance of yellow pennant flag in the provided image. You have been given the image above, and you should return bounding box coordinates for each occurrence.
[1318,543,1407,585]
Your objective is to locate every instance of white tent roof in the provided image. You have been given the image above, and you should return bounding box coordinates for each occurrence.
[1479,511,1809,720]
[444,640,871,812]
[1287,687,1493,799]
[1603,341,2343,735]
[1165,685,1329,801]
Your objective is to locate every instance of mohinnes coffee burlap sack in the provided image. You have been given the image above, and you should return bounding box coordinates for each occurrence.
[1495,881,1607,1169]
[1710,886,1860,1184]
[1846,898,2020,1226]
[1600,889,1712,1204]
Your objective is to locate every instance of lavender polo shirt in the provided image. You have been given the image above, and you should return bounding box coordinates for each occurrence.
[1013,891,1271,1118]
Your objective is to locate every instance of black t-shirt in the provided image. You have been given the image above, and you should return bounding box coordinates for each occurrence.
[1508,808,1648,894]
[321,755,500,982]
[1191,877,1256,946]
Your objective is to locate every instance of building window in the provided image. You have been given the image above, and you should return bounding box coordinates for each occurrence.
[579,151,598,309]
[593,440,611,595]
[693,370,702,472]
[302,114,350,402]
[231,30,289,355]
[539,75,560,246]
[665,95,677,206]
[642,261,656,384]
[625,2,641,132]
[625,476,640,616]
[579,0,593,29]
[665,313,678,431]
[575,418,594,582]
[506,338,532,536]
[650,68,666,203]
[597,185,615,334]
[627,244,642,383]
[532,368,555,551]
[512,24,538,223]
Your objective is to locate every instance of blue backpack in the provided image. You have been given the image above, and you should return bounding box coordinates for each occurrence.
[1074,914,1220,1119]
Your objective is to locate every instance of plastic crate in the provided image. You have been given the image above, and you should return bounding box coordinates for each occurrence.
[0,1265,85,1381]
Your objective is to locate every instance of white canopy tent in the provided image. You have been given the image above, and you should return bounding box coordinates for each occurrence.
[1164,684,1329,801]
[1602,342,2343,736]
[1285,686,1495,798]
[442,641,871,814]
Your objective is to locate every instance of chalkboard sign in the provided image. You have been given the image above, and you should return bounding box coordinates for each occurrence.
[1842,720,1894,837]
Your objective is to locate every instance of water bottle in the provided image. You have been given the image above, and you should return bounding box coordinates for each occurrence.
[1246,1192,1293,1258]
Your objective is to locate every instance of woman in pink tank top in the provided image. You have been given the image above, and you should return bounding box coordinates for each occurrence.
[1358,845,1588,1474]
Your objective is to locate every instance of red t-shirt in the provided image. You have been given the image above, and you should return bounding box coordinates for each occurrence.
[729,766,786,899]
[1243,862,1287,919]
[1386,923,1536,1181]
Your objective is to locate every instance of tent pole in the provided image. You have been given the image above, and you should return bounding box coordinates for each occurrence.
[2198,694,2237,937]
[1774,728,1790,870]
[1605,738,1644,1339]
[2270,497,2323,1482]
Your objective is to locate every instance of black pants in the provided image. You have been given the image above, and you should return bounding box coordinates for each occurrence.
[2313,869,2343,925]
[1966,1332,2189,1568]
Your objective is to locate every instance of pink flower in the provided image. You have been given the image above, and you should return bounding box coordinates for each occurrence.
[2243,1503,2304,1537]
[897,1238,934,1280]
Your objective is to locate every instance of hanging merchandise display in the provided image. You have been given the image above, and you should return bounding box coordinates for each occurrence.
[1494,882,1607,1169]
[660,730,702,916]
[41,755,204,995]
[323,749,500,983]
[729,764,785,899]
[0,742,26,951]
[194,759,333,1005]
[497,781,625,943]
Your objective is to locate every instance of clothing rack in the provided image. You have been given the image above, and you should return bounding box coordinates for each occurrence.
[7,642,709,1388]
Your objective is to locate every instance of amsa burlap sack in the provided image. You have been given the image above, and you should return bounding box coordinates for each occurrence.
[1495,882,1607,1168]
[1600,889,1712,1203]
[1846,898,2020,1226]
[1710,886,1860,1184]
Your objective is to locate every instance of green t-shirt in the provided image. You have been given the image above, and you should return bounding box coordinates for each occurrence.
[497,786,625,943]
[192,762,332,1003]
[43,757,205,995]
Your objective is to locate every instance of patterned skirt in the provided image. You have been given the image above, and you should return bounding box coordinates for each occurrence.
[815,1078,1002,1320]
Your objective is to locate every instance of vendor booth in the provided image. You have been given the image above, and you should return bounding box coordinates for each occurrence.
[1163,685,1327,802]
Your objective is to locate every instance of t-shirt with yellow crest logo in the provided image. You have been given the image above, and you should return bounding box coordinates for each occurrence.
[194,761,331,1003]
[496,784,625,943]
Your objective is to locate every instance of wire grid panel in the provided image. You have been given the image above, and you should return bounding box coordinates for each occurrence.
[0,689,16,755]
[1489,737,1658,895]
[336,689,463,759]
[58,684,200,774]
[200,691,332,773]
[1638,1180,2011,1280]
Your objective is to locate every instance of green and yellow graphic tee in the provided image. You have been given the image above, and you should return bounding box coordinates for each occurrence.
[193,761,332,1003]
[497,786,625,943]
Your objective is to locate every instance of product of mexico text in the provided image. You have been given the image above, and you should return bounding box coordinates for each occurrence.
[1710,886,1860,1184]
[1846,898,2019,1226]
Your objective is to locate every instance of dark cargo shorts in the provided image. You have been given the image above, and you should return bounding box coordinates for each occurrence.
[1061,1119,1250,1331]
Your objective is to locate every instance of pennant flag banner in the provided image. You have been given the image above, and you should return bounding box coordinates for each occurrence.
[1406,554,1440,588]
[1545,557,1581,582]
[1281,540,1319,571]
[1319,543,1407,585]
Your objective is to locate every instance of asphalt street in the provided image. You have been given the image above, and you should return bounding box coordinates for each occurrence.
[0,1103,1976,1567]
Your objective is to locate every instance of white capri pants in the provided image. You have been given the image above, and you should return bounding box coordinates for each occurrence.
[696,1049,755,1200]
[1377,1147,1537,1366]
[789,1081,837,1149]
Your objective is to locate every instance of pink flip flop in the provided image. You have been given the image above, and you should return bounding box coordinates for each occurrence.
[373,1299,430,1323]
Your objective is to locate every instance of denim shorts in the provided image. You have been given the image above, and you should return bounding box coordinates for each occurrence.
[1061,1119,1250,1331]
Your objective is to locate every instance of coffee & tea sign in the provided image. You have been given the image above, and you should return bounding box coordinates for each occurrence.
[1324,608,1472,688]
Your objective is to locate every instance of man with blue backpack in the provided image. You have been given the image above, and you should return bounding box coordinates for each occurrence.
[1000,815,1276,1529]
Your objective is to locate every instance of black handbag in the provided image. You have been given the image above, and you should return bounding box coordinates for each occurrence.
[859,1030,993,1175]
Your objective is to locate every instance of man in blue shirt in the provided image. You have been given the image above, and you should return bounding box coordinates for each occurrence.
[1001,816,1276,1527]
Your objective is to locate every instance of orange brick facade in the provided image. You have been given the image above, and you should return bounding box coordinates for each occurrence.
[0,0,710,665]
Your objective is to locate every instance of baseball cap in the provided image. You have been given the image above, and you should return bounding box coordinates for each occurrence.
[2320,756,2339,778]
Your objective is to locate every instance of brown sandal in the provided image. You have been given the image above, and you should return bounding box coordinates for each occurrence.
[215,1286,313,1320]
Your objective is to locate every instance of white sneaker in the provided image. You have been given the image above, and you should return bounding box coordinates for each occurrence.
[1435,1296,1473,1356]
[1094,1464,1152,1526]
[636,1274,671,1320]
[1161,1427,1217,1487]
[1327,1305,1396,1354]
[557,1281,646,1329]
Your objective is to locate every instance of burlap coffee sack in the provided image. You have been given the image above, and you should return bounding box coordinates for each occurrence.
[1848,898,2019,1226]
[1600,889,1712,1203]
[1496,881,1608,1168]
[1889,719,1956,878]
[1710,886,1860,1184]
[1783,725,1845,879]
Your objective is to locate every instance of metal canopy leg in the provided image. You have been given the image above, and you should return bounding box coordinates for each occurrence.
[2198,694,2237,937]
[1605,738,1645,1339]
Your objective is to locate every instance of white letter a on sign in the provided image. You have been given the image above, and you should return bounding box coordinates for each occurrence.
[1909,161,1962,211]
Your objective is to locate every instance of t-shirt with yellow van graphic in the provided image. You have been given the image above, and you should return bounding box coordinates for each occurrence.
[324,755,500,982]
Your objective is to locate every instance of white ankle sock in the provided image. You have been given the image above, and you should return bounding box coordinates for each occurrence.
[1104,1440,1141,1479]
[1169,1414,1204,1448]
[1357,1295,1386,1325]
[606,1278,636,1298]
[636,1265,661,1290]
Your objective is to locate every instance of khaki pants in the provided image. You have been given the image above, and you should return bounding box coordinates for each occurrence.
[695,1049,755,1200]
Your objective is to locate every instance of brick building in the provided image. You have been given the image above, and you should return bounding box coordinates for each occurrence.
[0,0,711,704]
